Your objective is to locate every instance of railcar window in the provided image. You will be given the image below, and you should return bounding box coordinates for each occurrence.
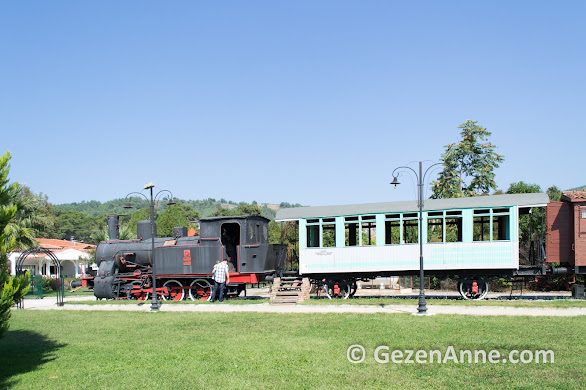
[305,218,337,248]
[403,218,419,244]
[306,224,319,248]
[385,213,418,244]
[361,215,376,245]
[445,211,463,243]
[492,215,509,241]
[385,219,400,244]
[322,220,336,247]
[427,212,443,243]
[345,217,359,246]
[473,216,490,241]
[473,208,510,241]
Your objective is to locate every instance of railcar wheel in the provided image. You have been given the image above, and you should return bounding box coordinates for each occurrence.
[322,281,352,299]
[162,279,185,301]
[189,279,212,301]
[349,282,358,298]
[458,280,489,300]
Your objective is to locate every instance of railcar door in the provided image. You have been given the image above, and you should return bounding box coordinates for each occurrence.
[221,222,240,272]
[575,205,586,267]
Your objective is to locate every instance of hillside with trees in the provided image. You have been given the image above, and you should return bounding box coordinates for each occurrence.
[48,197,304,244]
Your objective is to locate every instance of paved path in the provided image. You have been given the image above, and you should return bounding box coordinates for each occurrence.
[17,296,586,316]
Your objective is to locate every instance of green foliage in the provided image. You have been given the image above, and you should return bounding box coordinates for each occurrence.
[0,272,30,338]
[54,210,98,243]
[126,207,151,236]
[0,152,18,254]
[156,203,200,237]
[217,204,262,217]
[3,184,57,251]
[547,185,562,201]
[269,221,299,271]
[41,276,53,292]
[432,120,504,198]
[506,181,541,195]
[0,151,19,338]
[54,198,151,217]
[90,224,134,242]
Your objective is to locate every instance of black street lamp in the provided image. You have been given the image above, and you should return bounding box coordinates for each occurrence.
[124,182,175,312]
[391,161,444,315]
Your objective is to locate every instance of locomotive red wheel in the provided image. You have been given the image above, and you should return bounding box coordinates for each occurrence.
[162,279,185,301]
[189,279,211,301]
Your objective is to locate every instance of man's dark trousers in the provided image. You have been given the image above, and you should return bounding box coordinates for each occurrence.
[211,281,226,302]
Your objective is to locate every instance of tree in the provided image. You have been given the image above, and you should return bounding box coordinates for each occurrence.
[0,151,31,338]
[268,220,299,271]
[507,182,543,246]
[91,224,134,243]
[432,120,504,198]
[126,207,151,236]
[157,203,200,237]
[547,185,562,202]
[217,204,262,217]
[2,185,56,250]
[54,210,96,243]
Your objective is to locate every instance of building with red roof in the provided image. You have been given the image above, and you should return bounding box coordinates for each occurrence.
[8,238,96,278]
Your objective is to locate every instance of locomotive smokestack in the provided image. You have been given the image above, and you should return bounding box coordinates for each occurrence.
[137,220,156,240]
[107,214,119,240]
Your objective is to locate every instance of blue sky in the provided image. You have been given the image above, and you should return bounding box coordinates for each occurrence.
[1,1,584,206]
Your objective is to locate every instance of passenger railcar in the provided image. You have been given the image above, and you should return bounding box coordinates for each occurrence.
[276,193,554,300]
[92,215,286,301]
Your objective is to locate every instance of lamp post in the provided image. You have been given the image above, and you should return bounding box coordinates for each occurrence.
[391,161,444,315]
[124,182,175,312]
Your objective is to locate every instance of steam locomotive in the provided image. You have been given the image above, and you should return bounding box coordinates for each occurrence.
[92,215,286,300]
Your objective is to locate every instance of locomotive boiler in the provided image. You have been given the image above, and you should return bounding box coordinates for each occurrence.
[93,214,286,301]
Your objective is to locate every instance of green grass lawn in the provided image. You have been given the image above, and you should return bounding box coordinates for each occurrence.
[1,311,584,389]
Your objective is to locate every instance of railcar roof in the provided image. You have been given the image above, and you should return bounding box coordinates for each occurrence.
[275,193,549,221]
[200,215,270,222]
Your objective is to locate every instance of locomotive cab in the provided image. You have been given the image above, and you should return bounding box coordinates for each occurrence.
[199,215,280,274]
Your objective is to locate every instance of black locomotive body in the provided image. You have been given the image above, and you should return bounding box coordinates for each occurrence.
[93,215,286,301]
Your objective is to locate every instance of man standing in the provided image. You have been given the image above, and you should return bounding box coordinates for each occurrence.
[210,259,230,302]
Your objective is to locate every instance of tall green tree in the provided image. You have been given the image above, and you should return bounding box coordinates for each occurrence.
[432,120,504,198]
[0,152,31,338]
[2,185,56,250]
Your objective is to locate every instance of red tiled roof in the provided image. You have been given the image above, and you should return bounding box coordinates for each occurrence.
[562,190,586,202]
[36,238,96,252]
